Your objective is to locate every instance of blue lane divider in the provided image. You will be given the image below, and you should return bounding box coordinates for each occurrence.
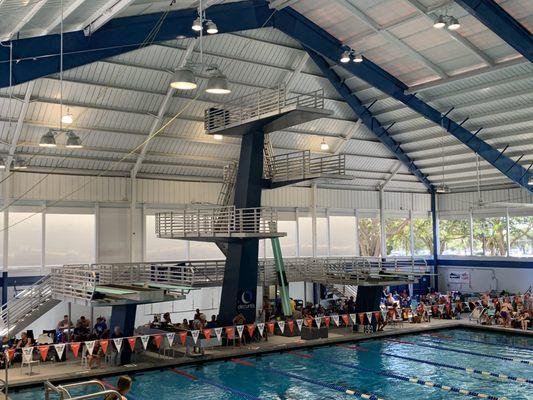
[231,358,383,400]
[422,334,533,353]
[381,351,533,385]
[170,368,261,400]
[388,339,533,366]
[330,361,506,400]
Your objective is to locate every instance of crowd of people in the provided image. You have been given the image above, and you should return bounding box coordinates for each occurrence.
[472,291,532,330]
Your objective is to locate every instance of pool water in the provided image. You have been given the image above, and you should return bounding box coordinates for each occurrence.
[10,329,533,400]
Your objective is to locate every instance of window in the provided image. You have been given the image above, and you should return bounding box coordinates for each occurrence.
[46,213,95,265]
[329,216,356,256]
[145,215,187,261]
[472,216,507,256]
[265,220,297,258]
[439,217,470,256]
[298,216,328,257]
[189,242,224,260]
[413,217,433,256]
[358,216,381,257]
[385,217,411,256]
[509,216,533,257]
[8,211,42,269]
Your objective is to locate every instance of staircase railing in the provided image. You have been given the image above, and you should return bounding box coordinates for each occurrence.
[50,266,96,306]
[0,275,54,335]
[217,162,238,207]
[264,151,346,181]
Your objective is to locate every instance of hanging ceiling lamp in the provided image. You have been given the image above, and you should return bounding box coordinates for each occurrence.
[192,16,203,31]
[40,130,57,147]
[320,138,329,151]
[170,68,197,90]
[205,68,231,94]
[433,15,446,29]
[213,134,223,140]
[447,16,460,30]
[352,53,363,63]
[340,50,351,63]
[206,20,218,34]
[61,107,73,124]
[66,131,83,148]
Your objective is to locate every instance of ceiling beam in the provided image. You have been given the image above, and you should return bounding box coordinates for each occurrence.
[455,0,533,62]
[307,49,434,192]
[78,0,136,36]
[41,0,88,35]
[376,162,402,191]
[274,7,532,193]
[6,81,35,169]
[0,0,50,42]
[333,119,361,155]
[282,52,309,92]
[131,38,197,179]
[335,0,447,79]
[403,0,494,66]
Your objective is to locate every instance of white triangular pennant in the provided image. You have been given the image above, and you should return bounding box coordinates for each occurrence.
[349,313,356,325]
[296,319,304,332]
[366,312,373,323]
[397,309,402,318]
[22,347,33,362]
[332,315,340,326]
[236,325,244,338]
[113,338,123,352]
[54,343,66,359]
[166,332,175,346]
[256,323,265,337]
[191,330,200,344]
[85,340,96,355]
[141,335,150,350]
[214,327,223,341]
[314,316,322,327]
[277,320,285,333]
[438,305,444,313]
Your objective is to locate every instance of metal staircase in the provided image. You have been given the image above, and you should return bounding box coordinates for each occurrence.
[0,275,60,337]
[217,161,238,207]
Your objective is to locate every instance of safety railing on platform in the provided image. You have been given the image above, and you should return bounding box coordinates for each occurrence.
[0,275,55,336]
[45,380,121,400]
[204,85,325,132]
[155,206,280,238]
[51,266,96,305]
[264,151,346,181]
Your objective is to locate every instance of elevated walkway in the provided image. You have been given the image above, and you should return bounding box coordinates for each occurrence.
[155,206,286,241]
[1,257,429,336]
[204,86,332,136]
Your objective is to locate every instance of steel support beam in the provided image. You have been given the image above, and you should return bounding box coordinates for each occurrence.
[77,0,136,35]
[0,1,273,87]
[0,0,50,42]
[333,119,361,155]
[131,38,197,178]
[307,49,434,192]
[41,0,88,35]
[6,81,35,169]
[274,8,532,192]
[456,0,533,62]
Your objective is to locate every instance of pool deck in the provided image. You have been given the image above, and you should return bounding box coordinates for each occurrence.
[5,318,532,392]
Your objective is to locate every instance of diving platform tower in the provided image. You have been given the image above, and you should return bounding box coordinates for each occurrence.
[156,85,350,324]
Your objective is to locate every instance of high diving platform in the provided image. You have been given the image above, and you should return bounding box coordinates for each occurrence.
[204,86,332,136]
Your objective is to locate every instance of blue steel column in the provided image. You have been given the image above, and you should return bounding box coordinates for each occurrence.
[431,192,439,291]
[218,130,265,325]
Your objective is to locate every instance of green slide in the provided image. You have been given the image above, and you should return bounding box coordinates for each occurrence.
[271,237,292,317]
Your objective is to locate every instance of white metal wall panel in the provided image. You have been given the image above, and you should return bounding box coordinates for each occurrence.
[438,188,533,211]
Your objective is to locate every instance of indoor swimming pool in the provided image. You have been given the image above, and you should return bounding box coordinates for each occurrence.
[11,329,533,400]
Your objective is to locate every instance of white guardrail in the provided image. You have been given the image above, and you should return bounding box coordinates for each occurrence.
[155,206,280,238]
[264,150,346,181]
[204,85,325,132]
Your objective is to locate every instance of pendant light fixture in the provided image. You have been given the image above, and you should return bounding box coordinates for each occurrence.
[340,50,351,63]
[192,16,202,31]
[66,131,83,148]
[433,15,446,29]
[213,134,223,140]
[320,138,329,151]
[205,68,231,94]
[206,20,218,34]
[40,130,57,147]
[62,107,73,124]
[352,53,363,63]
[170,68,197,90]
[447,16,461,30]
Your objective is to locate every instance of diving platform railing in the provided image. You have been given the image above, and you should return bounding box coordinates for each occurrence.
[204,85,330,135]
[264,150,347,182]
[45,380,121,400]
[155,206,285,240]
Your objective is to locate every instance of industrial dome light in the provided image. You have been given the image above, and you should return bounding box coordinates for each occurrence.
[61,109,73,125]
[213,134,223,140]
[320,138,329,151]
[340,50,351,63]
[192,16,203,31]
[206,20,218,34]
[433,15,446,29]
[65,131,83,148]
[39,130,57,147]
[170,68,197,90]
[435,184,451,194]
[353,53,363,63]
[205,69,231,94]
[447,16,460,30]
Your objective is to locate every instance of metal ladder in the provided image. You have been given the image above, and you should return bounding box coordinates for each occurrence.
[263,132,275,179]
[0,275,60,337]
[217,161,238,207]
[45,380,121,400]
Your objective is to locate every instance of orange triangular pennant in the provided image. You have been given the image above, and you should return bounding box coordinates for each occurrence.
[70,342,81,358]
[287,320,294,333]
[266,322,275,334]
[38,345,49,361]
[225,327,234,340]
[153,335,162,348]
[246,324,255,337]
[341,314,350,325]
[179,331,188,345]
[324,316,330,328]
[203,329,212,339]
[100,340,109,354]
[127,337,137,351]
[358,313,365,324]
